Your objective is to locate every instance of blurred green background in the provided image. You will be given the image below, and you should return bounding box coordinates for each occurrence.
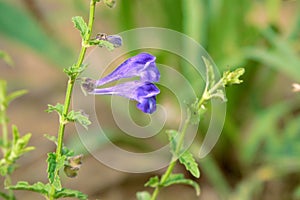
[0,0,300,199]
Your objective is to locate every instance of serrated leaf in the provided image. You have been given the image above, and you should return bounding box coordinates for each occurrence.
[179,150,200,178]
[136,191,151,200]
[6,126,34,165]
[46,103,64,116]
[166,129,179,156]
[9,181,51,196]
[47,153,65,190]
[67,110,91,129]
[163,173,200,196]
[144,176,159,188]
[202,56,215,91]
[47,153,56,183]
[54,188,88,200]
[72,16,88,38]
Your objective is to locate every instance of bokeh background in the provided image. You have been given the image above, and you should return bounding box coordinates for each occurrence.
[0,0,300,199]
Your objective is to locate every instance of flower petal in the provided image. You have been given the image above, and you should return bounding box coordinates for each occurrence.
[90,81,160,113]
[92,81,159,100]
[95,53,160,86]
[136,96,157,114]
[107,35,122,48]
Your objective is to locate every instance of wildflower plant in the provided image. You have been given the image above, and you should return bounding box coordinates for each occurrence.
[136,57,244,200]
[0,52,34,200]
[0,1,245,200]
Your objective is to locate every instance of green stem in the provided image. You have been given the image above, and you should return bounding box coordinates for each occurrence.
[55,0,96,161]
[50,0,97,198]
[150,112,191,200]
[5,175,16,200]
[1,112,8,155]
[196,77,223,110]
[150,89,210,199]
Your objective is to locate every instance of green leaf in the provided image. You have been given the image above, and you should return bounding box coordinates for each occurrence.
[6,90,27,106]
[47,153,56,183]
[9,181,51,196]
[166,129,179,156]
[0,50,14,66]
[13,129,34,153]
[72,16,88,38]
[0,81,26,111]
[136,191,151,200]
[210,89,227,102]
[47,153,65,190]
[179,150,200,178]
[98,40,115,50]
[0,191,10,200]
[0,80,7,107]
[64,64,88,78]
[54,188,88,200]
[44,134,57,144]
[163,173,200,196]
[46,104,64,116]
[202,56,216,92]
[6,126,34,163]
[189,100,202,125]
[62,146,75,157]
[67,110,91,129]
[89,39,115,50]
[144,176,159,188]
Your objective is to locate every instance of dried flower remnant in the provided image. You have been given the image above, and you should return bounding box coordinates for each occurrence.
[64,154,83,178]
[96,33,123,48]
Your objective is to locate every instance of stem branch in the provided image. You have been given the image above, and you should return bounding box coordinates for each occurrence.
[150,111,191,200]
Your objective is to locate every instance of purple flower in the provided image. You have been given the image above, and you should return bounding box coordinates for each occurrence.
[107,35,122,48]
[95,53,160,86]
[91,81,159,113]
[82,53,160,114]
[96,33,123,48]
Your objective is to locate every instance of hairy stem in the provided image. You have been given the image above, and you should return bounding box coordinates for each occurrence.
[55,0,96,158]
[150,92,207,200]
[150,113,191,200]
[50,0,97,198]
[1,112,8,155]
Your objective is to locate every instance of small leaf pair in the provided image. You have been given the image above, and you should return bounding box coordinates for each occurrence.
[0,126,34,176]
[167,129,200,178]
[9,181,88,200]
[46,104,91,129]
